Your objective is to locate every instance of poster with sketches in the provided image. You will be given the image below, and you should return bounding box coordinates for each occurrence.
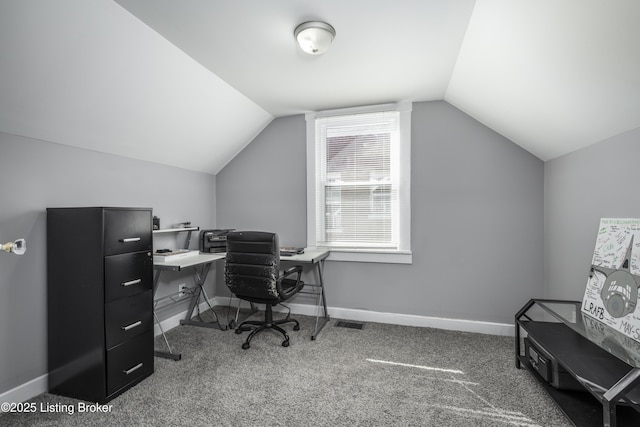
[582,218,640,343]
[581,311,640,367]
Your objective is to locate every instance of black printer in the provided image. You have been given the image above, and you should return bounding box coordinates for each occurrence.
[199,229,234,253]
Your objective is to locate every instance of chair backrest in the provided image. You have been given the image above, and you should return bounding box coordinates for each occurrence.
[225,231,281,303]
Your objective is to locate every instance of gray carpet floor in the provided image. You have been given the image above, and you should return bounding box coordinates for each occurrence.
[1,308,572,426]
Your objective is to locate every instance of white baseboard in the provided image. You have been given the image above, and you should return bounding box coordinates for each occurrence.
[215,297,514,336]
[3,298,512,406]
[0,374,48,407]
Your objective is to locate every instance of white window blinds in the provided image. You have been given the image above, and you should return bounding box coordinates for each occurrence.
[314,110,400,249]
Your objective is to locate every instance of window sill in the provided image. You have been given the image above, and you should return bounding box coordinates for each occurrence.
[323,249,412,264]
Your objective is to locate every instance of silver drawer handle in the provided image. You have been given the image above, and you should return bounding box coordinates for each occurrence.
[121,278,142,287]
[121,320,142,331]
[123,363,143,375]
[120,237,141,243]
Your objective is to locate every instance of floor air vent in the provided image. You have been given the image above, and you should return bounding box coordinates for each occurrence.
[335,321,365,330]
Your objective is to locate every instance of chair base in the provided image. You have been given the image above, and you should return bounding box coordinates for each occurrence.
[234,304,300,349]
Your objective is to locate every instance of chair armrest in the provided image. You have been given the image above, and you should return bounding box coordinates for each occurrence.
[277,265,304,300]
[281,265,302,278]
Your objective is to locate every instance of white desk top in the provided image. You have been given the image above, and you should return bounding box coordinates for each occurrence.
[153,248,329,271]
[280,248,330,264]
[153,252,225,271]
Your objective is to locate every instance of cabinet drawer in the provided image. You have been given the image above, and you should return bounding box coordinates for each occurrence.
[104,209,152,256]
[105,252,152,302]
[106,330,153,396]
[105,291,152,349]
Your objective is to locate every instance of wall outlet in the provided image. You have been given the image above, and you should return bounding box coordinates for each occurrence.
[178,284,187,298]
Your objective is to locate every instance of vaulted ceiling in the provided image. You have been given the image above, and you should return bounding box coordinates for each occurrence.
[1,0,638,174]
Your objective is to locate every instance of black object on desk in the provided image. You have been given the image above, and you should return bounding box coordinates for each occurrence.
[280,247,304,256]
[200,229,234,253]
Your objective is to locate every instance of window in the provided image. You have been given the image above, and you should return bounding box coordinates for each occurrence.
[306,102,412,263]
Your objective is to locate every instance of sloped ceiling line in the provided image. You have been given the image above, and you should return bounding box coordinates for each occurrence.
[1,0,638,173]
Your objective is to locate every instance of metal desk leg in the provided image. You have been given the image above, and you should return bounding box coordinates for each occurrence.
[154,311,181,361]
[179,263,227,330]
[229,299,258,329]
[152,270,182,360]
[602,368,640,427]
[311,259,330,340]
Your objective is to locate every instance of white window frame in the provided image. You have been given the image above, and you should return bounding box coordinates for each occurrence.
[306,102,412,264]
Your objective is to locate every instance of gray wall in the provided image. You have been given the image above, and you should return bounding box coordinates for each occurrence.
[216,101,545,324]
[0,131,216,395]
[544,127,640,300]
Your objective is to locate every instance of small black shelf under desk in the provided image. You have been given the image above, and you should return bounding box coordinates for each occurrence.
[516,299,640,427]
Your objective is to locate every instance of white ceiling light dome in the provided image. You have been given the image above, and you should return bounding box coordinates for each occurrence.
[294,21,336,55]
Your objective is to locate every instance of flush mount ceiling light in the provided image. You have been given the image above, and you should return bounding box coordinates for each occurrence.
[294,21,336,55]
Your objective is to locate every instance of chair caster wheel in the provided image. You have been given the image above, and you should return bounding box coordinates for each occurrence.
[235,328,243,335]
[282,340,289,347]
[293,324,300,331]
[242,342,250,350]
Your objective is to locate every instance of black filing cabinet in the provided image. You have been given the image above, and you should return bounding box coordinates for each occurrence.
[47,207,154,403]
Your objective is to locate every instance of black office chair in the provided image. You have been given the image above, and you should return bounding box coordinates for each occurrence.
[225,231,304,349]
